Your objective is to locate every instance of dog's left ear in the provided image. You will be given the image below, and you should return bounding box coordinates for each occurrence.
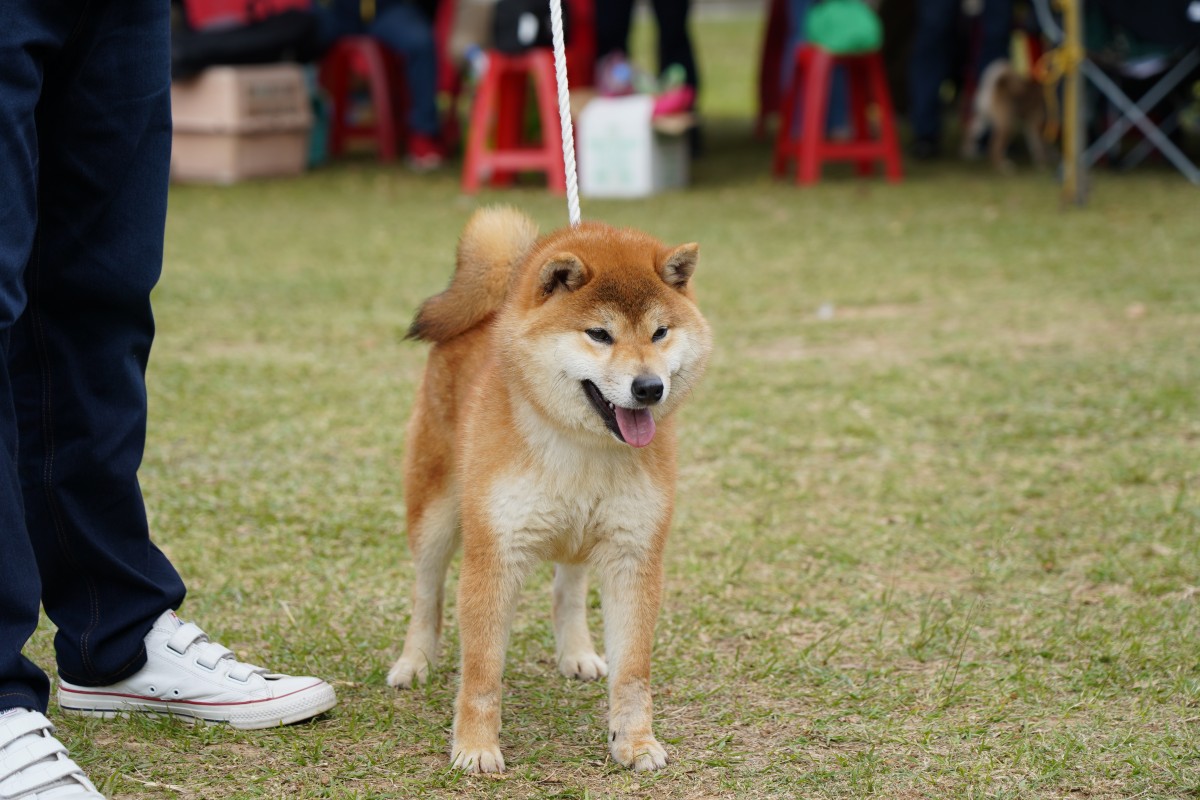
[660,243,699,291]
[538,252,591,297]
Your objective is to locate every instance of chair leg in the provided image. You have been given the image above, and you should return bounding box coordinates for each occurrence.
[361,45,398,162]
[441,74,464,154]
[848,60,874,177]
[772,50,802,178]
[493,67,525,186]
[530,53,567,194]
[867,54,903,182]
[798,48,831,185]
[462,65,497,193]
[322,54,350,158]
[1079,55,1200,184]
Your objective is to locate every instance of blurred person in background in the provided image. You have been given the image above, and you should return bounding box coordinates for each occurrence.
[908,0,1014,158]
[313,0,444,169]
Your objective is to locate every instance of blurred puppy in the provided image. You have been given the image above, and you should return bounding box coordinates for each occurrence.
[962,59,1049,172]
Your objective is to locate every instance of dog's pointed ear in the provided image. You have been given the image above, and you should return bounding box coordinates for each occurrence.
[538,252,591,297]
[660,243,699,291]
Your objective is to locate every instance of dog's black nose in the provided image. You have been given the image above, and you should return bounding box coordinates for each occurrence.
[631,375,664,404]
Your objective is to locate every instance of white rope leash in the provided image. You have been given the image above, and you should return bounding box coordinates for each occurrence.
[548,0,581,227]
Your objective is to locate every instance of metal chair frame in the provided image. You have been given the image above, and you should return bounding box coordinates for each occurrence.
[1034,0,1200,184]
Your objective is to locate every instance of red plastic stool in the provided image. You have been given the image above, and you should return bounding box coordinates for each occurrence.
[773,45,903,185]
[462,49,566,194]
[320,36,409,162]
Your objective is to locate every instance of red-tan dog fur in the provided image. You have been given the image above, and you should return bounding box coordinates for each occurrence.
[387,207,712,774]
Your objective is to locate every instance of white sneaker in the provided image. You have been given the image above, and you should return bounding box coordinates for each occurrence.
[57,611,336,730]
[0,709,105,799]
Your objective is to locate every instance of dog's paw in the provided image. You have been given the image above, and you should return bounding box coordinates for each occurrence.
[609,730,668,772]
[386,656,430,689]
[558,650,608,681]
[451,742,505,774]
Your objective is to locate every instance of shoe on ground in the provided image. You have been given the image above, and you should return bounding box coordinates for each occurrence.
[406,133,443,172]
[57,611,336,731]
[0,708,104,799]
[652,84,695,116]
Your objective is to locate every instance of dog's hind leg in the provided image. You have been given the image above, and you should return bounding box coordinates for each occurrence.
[389,486,460,689]
[961,110,988,160]
[989,117,1015,174]
[552,563,607,681]
[1024,118,1049,169]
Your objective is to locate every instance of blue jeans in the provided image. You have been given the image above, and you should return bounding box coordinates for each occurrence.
[315,0,440,137]
[0,0,186,715]
[908,0,1013,142]
[784,0,849,133]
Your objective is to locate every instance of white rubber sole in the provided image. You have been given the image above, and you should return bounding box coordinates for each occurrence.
[57,681,337,730]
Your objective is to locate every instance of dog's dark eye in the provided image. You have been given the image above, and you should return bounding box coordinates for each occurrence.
[652,327,669,342]
[586,328,613,344]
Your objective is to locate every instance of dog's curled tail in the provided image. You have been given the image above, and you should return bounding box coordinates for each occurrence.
[407,206,539,343]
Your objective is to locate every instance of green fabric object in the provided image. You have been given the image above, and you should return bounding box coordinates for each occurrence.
[804,0,883,54]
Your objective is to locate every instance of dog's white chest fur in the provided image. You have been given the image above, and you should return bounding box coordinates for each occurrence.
[485,404,669,565]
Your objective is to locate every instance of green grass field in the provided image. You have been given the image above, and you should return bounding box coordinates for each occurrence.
[25,14,1200,800]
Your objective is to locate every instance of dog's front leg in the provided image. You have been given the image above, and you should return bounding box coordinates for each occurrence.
[599,550,669,772]
[451,536,528,774]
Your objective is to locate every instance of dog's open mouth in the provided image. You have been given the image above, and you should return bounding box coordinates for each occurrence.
[581,380,656,448]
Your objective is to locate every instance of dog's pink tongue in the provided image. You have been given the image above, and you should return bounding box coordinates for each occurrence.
[615,406,656,447]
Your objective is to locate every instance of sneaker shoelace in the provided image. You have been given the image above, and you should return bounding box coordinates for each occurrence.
[165,622,268,682]
[0,711,97,797]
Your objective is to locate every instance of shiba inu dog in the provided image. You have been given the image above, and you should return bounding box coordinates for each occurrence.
[386,207,712,774]
[962,59,1049,173]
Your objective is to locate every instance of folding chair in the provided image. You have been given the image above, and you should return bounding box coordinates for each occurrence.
[1035,0,1200,184]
